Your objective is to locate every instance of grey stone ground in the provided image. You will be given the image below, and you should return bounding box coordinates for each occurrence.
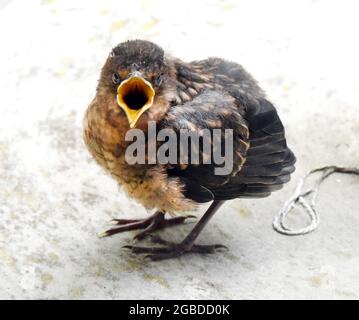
[0,0,358,299]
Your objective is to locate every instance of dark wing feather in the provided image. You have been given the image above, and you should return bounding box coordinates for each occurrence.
[158,90,249,202]
[210,99,296,200]
[179,177,215,203]
[162,59,296,203]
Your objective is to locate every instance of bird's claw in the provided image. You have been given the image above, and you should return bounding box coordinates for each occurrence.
[123,235,227,261]
[98,213,196,240]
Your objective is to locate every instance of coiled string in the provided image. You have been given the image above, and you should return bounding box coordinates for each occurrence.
[273,166,359,236]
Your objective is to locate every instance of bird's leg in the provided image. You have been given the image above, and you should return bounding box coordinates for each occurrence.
[124,200,227,260]
[98,211,195,240]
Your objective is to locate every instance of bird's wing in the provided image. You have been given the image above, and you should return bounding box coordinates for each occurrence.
[172,59,215,104]
[159,91,295,203]
[158,90,250,203]
[210,99,296,200]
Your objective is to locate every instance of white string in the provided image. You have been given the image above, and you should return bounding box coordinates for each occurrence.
[273,166,359,236]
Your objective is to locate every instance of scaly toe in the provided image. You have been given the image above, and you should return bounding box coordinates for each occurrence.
[110,218,140,225]
[147,235,176,246]
[123,245,173,254]
[146,250,185,261]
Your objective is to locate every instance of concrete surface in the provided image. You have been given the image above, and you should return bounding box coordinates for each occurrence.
[0,0,359,300]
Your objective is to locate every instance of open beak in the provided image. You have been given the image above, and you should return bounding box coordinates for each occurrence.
[116,75,155,128]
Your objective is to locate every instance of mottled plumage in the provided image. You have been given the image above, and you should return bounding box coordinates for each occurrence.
[83,40,296,260]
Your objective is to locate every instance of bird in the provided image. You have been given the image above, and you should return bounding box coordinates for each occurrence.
[83,40,296,261]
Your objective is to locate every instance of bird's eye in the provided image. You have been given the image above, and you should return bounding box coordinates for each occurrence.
[155,74,163,86]
[112,73,121,85]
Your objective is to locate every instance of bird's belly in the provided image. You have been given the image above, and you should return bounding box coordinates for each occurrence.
[112,164,198,214]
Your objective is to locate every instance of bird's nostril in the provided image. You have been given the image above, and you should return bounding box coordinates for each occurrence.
[131,63,140,71]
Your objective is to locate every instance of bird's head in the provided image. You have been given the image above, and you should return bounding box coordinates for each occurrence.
[97,40,176,129]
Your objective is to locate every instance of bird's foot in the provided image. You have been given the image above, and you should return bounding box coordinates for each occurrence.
[98,212,195,240]
[123,235,227,261]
